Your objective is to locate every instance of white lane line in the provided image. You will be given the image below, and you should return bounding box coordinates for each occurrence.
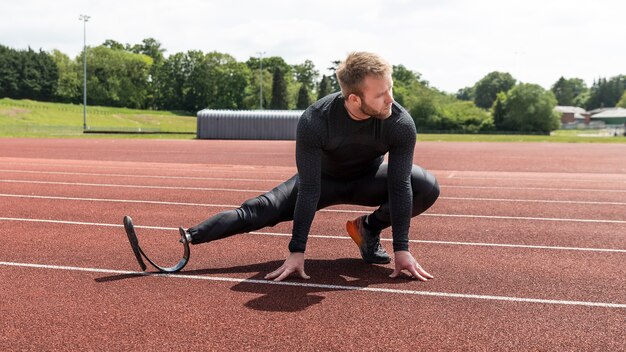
[3,178,626,194]
[3,193,626,209]
[0,161,294,175]
[0,193,236,208]
[1,193,625,224]
[444,174,626,183]
[445,185,626,193]
[0,217,624,253]
[1,260,624,309]
[0,169,284,182]
[443,196,626,206]
[249,231,626,253]
[0,179,267,193]
[6,165,626,185]
[427,213,626,224]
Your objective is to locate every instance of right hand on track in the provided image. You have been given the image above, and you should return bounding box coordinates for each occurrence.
[265,252,310,282]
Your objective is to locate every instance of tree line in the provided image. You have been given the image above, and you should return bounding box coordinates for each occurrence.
[2,38,625,133]
[457,71,626,111]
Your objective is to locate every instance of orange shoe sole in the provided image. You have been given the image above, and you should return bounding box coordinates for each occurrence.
[346,220,363,247]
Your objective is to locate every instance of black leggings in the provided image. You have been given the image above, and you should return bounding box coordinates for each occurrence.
[187,163,440,244]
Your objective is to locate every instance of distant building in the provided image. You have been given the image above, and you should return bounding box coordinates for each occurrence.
[590,108,626,125]
[555,106,590,125]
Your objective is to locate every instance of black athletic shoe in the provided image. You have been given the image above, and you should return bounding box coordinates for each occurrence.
[346,215,391,264]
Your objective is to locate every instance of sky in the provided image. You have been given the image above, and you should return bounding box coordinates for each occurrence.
[1,0,624,93]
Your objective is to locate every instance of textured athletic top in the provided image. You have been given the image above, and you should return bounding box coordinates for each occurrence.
[289,92,417,253]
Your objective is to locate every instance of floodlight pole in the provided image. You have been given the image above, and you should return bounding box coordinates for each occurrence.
[79,14,90,130]
[257,51,266,110]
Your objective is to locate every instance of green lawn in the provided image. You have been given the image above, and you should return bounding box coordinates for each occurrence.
[418,130,626,143]
[0,98,196,138]
[1,98,625,142]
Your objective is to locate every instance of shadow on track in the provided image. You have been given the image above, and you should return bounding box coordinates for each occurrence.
[94,258,422,312]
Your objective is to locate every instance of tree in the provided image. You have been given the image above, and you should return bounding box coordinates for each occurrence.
[586,75,626,110]
[327,60,341,93]
[493,83,560,132]
[0,46,58,101]
[50,49,80,103]
[456,86,474,101]
[491,91,507,130]
[0,45,20,98]
[617,91,626,108]
[128,38,166,64]
[102,39,125,51]
[83,45,152,108]
[152,52,191,111]
[296,84,311,109]
[551,77,587,106]
[270,67,288,109]
[473,71,516,109]
[293,59,318,92]
[317,75,332,99]
[201,52,251,109]
[392,65,421,86]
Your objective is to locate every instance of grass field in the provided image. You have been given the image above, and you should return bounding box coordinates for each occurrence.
[0,98,196,138]
[1,98,625,142]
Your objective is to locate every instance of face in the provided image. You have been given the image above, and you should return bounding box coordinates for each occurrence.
[356,74,394,119]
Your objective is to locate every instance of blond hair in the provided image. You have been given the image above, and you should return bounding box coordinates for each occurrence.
[335,52,392,97]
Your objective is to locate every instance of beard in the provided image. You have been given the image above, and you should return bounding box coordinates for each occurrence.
[359,100,393,120]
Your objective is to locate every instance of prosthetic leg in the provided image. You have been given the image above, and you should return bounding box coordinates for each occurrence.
[123,215,190,273]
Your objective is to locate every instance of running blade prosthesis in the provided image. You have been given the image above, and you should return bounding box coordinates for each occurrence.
[123,215,190,273]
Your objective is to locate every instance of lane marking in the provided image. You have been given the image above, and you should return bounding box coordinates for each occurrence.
[442,196,626,206]
[0,169,626,193]
[3,193,625,208]
[0,217,624,253]
[0,260,624,309]
[249,231,626,253]
[445,185,626,193]
[0,161,293,175]
[1,193,625,224]
[2,178,626,194]
[0,179,267,193]
[445,174,626,184]
[0,169,284,183]
[427,213,626,224]
[4,165,626,185]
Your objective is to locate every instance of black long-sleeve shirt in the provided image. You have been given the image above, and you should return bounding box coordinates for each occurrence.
[288,92,417,253]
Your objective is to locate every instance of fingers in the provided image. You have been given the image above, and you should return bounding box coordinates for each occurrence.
[407,265,427,281]
[298,267,311,280]
[264,265,310,282]
[264,266,284,280]
[274,267,293,282]
[417,266,434,280]
[390,263,434,281]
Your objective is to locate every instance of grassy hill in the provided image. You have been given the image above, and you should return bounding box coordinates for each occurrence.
[0,98,196,138]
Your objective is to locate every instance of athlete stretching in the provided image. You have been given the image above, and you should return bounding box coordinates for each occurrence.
[179,52,440,281]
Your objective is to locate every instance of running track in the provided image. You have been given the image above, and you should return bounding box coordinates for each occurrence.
[0,138,624,351]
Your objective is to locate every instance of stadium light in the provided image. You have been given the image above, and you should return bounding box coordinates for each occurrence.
[257,51,266,110]
[79,14,90,130]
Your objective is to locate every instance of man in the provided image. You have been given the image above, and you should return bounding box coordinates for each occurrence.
[184,52,440,282]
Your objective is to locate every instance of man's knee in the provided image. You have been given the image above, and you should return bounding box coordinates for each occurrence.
[238,195,279,228]
[411,168,440,213]
[423,178,440,209]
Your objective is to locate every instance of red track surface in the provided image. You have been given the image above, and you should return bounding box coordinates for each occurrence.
[1,138,625,351]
